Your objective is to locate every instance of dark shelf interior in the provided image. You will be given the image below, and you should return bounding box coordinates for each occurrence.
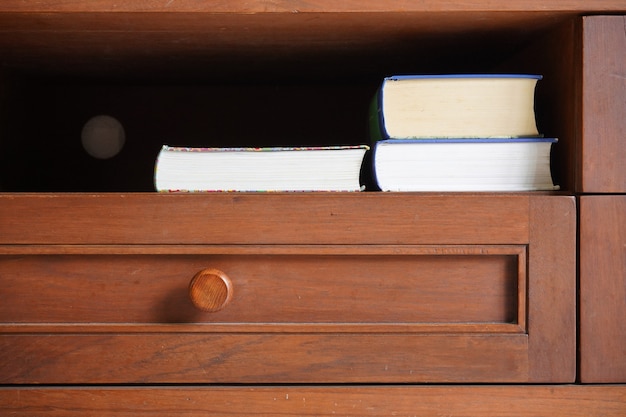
[0,11,576,191]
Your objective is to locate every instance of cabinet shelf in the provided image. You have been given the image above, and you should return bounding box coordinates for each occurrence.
[0,16,586,192]
[3,3,624,192]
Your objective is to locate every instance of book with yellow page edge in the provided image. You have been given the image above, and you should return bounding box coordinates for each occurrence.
[369,74,542,140]
[154,145,369,192]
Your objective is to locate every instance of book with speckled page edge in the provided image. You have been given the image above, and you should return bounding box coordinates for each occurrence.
[154,145,369,192]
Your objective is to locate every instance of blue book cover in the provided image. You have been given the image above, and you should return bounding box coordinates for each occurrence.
[377,137,556,144]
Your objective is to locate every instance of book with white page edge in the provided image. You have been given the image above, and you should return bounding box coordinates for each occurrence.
[372,138,559,192]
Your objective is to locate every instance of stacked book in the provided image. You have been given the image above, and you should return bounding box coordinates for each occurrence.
[154,74,558,193]
[369,74,559,192]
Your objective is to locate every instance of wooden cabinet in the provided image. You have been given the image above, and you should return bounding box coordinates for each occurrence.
[0,2,625,415]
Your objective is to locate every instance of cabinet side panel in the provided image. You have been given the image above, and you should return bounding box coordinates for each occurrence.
[581,15,626,192]
[580,196,626,382]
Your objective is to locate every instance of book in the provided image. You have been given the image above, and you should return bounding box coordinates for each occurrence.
[372,138,559,192]
[369,74,542,140]
[154,145,369,192]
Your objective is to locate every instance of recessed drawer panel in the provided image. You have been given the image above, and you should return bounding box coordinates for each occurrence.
[0,246,524,327]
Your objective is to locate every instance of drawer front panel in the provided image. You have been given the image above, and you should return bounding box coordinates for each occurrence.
[0,247,524,326]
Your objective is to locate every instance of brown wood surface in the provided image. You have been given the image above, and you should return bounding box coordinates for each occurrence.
[188,268,234,313]
[528,196,577,381]
[0,193,530,245]
[0,333,529,384]
[580,16,626,192]
[1,385,625,416]
[0,249,522,325]
[580,196,626,382]
[1,0,626,12]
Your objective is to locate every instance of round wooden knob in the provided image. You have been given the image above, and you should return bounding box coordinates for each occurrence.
[188,268,233,312]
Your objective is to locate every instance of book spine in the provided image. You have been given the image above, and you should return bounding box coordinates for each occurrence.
[368,87,387,144]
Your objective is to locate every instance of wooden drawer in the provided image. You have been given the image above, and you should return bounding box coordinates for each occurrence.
[0,194,575,384]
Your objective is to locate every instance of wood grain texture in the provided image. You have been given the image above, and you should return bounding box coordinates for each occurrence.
[0,251,522,325]
[0,0,625,12]
[580,16,626,192]
[188,268,234,312]
[0,333,529,384]
[580,196,626,382]
[1,385,625,416]
[0,193,530,245]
